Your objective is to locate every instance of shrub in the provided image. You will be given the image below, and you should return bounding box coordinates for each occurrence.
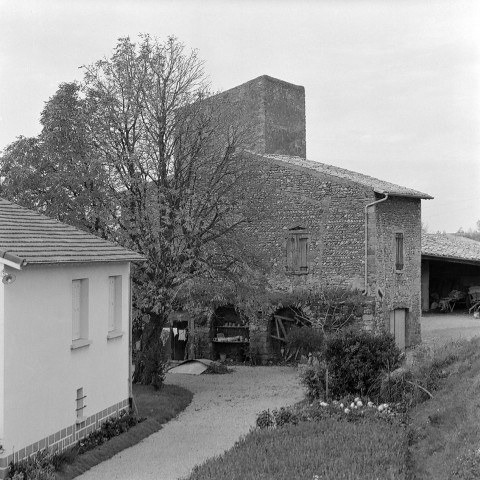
[203,362,233,374]
[323,328,401,398]
[78,409,140,454]
[8,450,56,480]
[134,339,168,389]
[298,362,328,401]
[285,326,323,357]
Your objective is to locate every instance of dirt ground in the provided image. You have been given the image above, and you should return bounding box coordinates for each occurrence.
[76,366,304,480]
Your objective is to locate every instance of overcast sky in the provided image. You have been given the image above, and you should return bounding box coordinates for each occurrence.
[1,0,479,233]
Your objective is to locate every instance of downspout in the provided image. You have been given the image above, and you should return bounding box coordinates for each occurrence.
[364,192,389,295]
[128,272,133,411]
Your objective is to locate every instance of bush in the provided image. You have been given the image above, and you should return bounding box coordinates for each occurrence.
[8,450,56,480]
[298,362,328,401]
[256,407,299,429]
[324,328,401,398]
[203,362,233,374]
[285,326,323,357]
[134,339,168,389]
[78,409,140,454]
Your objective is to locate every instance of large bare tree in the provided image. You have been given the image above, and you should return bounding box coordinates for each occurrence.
[1,35,265,385]
[81,35,263,381]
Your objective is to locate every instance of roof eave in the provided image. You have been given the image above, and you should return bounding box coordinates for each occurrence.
[421,254,480,266]
[374,188,433,200]
[0,249,28,270]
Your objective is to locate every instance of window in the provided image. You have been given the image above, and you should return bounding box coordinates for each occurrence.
[286,227,309,274]
[107,275,123,339]
[72,279,89,349]
[76,387,87,423]
[395,233,404,271]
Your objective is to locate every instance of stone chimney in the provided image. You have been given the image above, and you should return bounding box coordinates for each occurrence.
[214,75,306,158]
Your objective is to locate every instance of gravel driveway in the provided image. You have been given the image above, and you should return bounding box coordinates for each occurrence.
[76,366,304,480]
[421,312,480,345]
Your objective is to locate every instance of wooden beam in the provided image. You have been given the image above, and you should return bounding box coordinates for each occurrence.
[270,334,287,343]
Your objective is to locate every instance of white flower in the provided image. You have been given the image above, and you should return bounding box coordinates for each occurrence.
[378,405,384,412]
[344,408,350,414]
[354,397,360,403]
[356,400,363,407]
[367,401,374,408]
[319,402,328,407]
[340,403,344,408]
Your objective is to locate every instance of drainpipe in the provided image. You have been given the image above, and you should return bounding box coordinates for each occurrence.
[128,273,133,411]
[364,192,389,295]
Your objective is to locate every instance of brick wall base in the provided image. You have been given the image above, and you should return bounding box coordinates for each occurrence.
[0,398,130,479]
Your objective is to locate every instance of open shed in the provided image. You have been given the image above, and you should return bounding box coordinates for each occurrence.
[421,233,480,312]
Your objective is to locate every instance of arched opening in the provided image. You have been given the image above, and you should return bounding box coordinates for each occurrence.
[270,306,312,359]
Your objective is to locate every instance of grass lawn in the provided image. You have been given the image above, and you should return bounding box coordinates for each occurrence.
[55,383,193,480]
[187,418,407,480]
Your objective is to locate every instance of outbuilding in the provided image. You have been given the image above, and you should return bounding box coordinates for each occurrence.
[421,233,480,312]
[0,198,144,477]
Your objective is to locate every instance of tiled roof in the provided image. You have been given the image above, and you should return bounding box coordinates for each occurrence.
[422,233,480,264]
[0,198,145,265]
[260,154,433,199]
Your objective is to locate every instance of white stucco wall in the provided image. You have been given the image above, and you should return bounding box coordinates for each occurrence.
[2,261,131,453]
[0,280,4,443]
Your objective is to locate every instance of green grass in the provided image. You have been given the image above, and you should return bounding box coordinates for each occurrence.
[55,384,193,480]
[187,418,407,480]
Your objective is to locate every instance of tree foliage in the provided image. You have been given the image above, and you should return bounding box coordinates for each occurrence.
[456,220,480,242]
[0,82,109,235]
[0,36,264,380]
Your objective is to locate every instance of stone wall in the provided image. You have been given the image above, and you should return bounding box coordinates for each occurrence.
[239,154,373,292]
[211,75,306,158]
[193,157,423,360]
[372,196,422,346]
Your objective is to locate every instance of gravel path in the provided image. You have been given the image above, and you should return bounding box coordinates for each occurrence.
[421,313,480,345]
[76,366,304,480]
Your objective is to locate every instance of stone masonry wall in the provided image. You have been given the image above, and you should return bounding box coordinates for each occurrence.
[211,75,306,158]
[239,154,374,292]
[373,196,422,346]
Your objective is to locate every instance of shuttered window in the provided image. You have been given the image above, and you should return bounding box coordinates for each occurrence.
[72,279,89,346]
[108,276,122,334]
[286,227,310,274]
[72,280,82,341]
[395,233,404,271]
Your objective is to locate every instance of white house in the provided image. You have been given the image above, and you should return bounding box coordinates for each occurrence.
[0,198,144,477]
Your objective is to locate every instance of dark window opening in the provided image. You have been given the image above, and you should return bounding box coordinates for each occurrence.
[395,233,404,271]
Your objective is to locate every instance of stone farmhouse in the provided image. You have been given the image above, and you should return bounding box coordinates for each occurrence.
[193,75,433,362]
[0,198,144,477]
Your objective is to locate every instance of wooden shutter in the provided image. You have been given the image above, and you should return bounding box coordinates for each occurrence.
[299,237,308,272]
[390,309,406,350]
[108,277,116,332]
[72,280,81,340]
[286,236,296,270]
